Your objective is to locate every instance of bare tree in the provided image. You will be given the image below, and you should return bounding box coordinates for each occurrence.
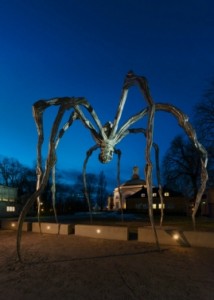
[74,172,97,208]
[194,81,214,187]
[96,171,108,210]
[162,135,202,198]
[194,82,214,145]
[0,157,26,187]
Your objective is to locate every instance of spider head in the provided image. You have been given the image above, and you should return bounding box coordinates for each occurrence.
[98,141,114,164]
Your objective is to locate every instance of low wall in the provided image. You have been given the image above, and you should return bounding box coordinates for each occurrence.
[138,227,214,248]
[183,231,214,248]
[0,220,32,232]
[138,227,182,246]
[75,224,128,241]
[32,222,73,235]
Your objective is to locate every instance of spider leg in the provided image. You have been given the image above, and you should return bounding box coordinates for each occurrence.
[115,99,208,229]
[110,78,129,138]
[51,111,79,228]
[110,71,154,139]
[125,128,164,226]
[74,104,106,142]
[152,143,164,227]
[124,71,154,106]
[145,105,160,250]
[31,98,104,230]
[155,103,208,229]
[17,103,68,261]
[83,145,100,223]
[17,164,55,262]
[115,108,149,142]
[74,101,107,138]
[114,149,124,221]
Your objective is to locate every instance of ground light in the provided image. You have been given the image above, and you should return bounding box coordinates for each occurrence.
[172,233,180,240]
[11,222,16,228]
[166,229,191,247]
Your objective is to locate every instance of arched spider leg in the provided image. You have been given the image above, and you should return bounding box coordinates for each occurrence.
[31,97,93,225]
[125,128,164,227]
[155,103,208,229]
[51,111,79,227]
[110,71,153,139]
[124,71,154,106]
[17,103,68,261]
[118,72,208,228]
[32,96,101,189]
[33,97,105,225]
[112,106,160,247]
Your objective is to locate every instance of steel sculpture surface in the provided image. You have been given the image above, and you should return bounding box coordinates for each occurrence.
[16,71,208,261]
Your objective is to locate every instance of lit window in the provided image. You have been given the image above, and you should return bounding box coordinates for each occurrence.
[158,203,165,209]
[164,192,169,197]
[152,193,157,197]
[141,193,146,197]
[6,206,15,212]
[152,204,157,209]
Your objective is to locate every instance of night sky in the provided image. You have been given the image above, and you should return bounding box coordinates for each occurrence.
[0,0,214,188]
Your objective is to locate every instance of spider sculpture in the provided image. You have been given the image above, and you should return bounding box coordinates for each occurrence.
[16,71,208,261]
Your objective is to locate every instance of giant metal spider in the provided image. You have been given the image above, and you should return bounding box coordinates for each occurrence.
[16,71,208,261]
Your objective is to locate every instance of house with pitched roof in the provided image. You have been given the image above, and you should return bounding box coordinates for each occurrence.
[108,166,146,210]
[108,166,189,215]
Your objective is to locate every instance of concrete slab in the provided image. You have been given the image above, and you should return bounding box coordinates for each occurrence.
[138,227,214,248]
[138,227,190,247]
[32,222,73,235]
[75,224,128,241]
[183,231,214,248]
[0,220,32,232]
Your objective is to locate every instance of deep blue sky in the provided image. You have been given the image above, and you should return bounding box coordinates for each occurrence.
[0,0,214,188]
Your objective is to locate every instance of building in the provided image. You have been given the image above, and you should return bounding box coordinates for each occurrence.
[108,166,189,215]
[108,166,146,210]
[126,187,188,215]
[0,185,19,217]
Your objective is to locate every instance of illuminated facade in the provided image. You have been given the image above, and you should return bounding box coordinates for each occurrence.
[0,185,18,217]
[108,166,189,215]
[109,166,146,210]
[126,187,188,215]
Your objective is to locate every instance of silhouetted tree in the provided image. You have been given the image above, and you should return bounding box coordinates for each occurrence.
[194,83,214,187]
[162,135,201,198]
[163,81,214,196]
[0,157,25,187]
[194,82,214,146]
[96,171,108,210]
[0,157,37,194]
[74,172,97,209]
